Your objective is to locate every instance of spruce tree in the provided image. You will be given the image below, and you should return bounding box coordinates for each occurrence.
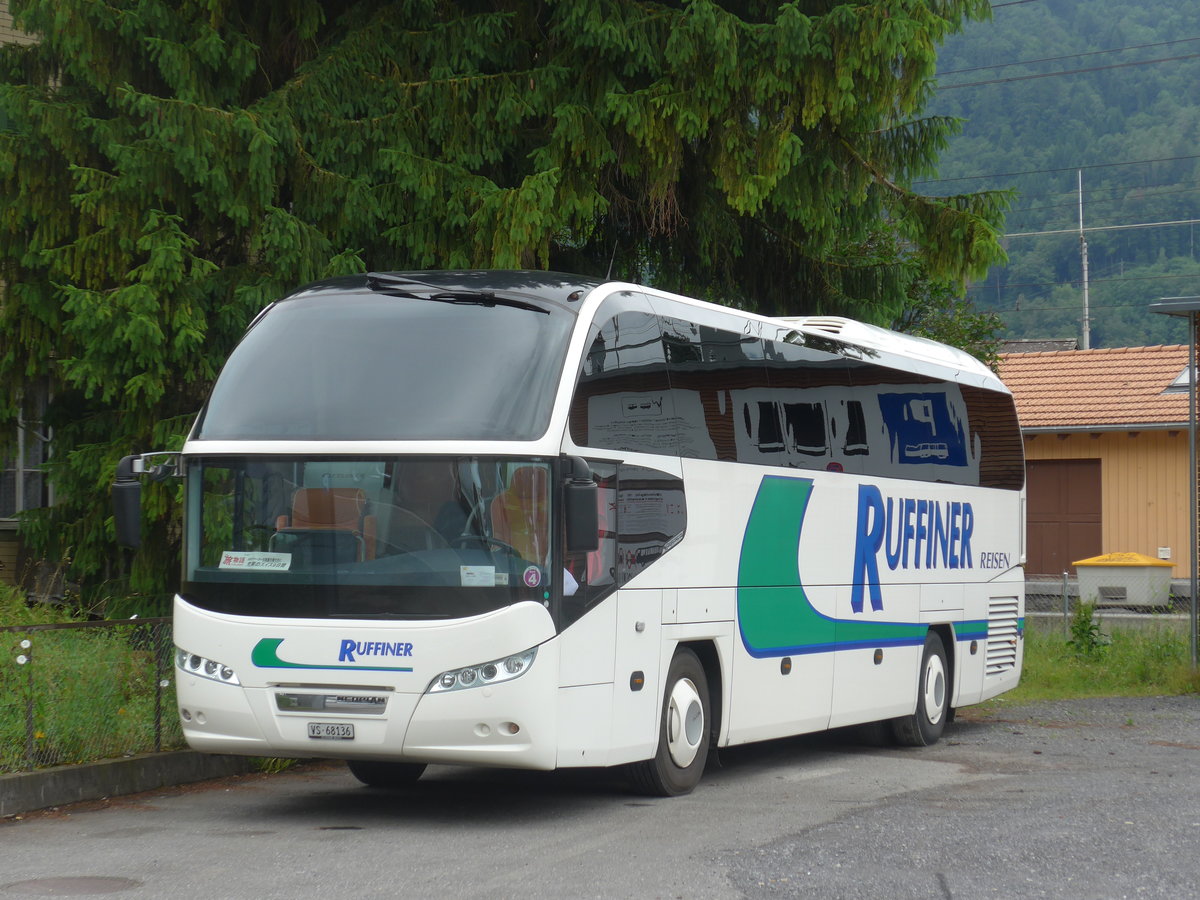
[0,0,1006,602]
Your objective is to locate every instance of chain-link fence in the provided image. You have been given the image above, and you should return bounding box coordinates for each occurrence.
[1027,575,1194,618]
[1,618,184,774]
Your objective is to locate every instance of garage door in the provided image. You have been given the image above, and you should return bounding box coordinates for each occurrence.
[1026,458,1102,576]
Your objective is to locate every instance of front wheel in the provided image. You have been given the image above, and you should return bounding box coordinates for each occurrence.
[346,759,427,788]
[627,647,710,796]
[891,631,949,747]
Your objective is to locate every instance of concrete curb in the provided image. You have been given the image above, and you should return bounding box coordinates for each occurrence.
[1,751,254,818]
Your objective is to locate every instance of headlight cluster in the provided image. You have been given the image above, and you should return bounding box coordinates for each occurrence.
[175,646,240,685]
[428,647,537,694]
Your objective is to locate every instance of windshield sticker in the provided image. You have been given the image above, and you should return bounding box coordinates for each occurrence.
[220,551,292,571]
[522,566,542,588]
[460,565,496,587]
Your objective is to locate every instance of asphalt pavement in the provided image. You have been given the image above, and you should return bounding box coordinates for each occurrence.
[1,695,1197,900]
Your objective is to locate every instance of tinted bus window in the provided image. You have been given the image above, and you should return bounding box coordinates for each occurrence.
[659,315,768,461]
[569,293,679,455]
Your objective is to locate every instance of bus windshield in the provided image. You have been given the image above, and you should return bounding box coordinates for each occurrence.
[194,288,575,441]
[182,456,556,620]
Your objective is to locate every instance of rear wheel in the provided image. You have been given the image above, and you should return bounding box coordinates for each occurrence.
[627,647,710,796]
[891,631,949,747]
[346,760,427,788]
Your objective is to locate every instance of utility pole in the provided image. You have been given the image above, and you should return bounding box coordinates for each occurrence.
[1078,168,1091,350]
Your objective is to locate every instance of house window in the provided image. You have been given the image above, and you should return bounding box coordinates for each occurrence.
[1,384,52,521]
[1164,366,1194,394]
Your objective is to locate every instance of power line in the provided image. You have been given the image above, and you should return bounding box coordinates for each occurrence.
[971,271,1200,291]
[1006,191,1200,232]
[1007,218,1200,238]
[916,154,1200,187]
[979,299,1199,314]
[938,37,1200,77]
[938,51,1200,91]
[1007,180,1200,212]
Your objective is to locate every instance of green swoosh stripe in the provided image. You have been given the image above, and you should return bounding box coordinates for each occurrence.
[251,638,413,672]
[737,475,927,657]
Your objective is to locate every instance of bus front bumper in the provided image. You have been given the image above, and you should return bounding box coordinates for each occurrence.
[177,641,560,771]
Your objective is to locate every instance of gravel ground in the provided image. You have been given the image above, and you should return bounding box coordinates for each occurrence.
[721,695,1200,900]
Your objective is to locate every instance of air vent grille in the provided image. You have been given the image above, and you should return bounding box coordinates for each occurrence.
[802,317,846,335]
[986,597,1020,675]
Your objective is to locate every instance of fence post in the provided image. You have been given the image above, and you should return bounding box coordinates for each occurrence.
[18,637,34,770]
[1062,570,1070,634]
[153,622,165,753]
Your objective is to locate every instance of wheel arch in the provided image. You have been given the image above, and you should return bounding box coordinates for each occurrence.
[676,639,723,750]
[928,623,956,711]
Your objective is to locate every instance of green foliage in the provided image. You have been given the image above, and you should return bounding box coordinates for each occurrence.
[1067,601,1110,659]
[0,0,1006,595]
[893,268,1005,367]
[252,757,301,775]
[930,0,1200,346]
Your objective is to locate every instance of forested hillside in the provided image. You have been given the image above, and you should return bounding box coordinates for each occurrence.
[930,0,1200,348]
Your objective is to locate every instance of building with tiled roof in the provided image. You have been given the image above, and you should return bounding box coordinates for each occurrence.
[997,346,1191,580]
[999,344,1190,431]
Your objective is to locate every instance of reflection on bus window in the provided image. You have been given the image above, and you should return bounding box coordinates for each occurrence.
[184,457,555,620]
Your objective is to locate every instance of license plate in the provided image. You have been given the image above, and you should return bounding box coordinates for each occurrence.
[307,722,354,740]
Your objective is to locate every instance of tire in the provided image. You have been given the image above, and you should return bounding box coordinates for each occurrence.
[891,631,950,747]
[627,647,711,796]
[346,759,427,788]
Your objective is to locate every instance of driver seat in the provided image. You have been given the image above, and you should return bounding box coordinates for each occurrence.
[490,466,548,563]
[275,487,377,561]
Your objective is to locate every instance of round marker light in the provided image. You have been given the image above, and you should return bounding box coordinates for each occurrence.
[220,666,235,681]
[204,660,218,676]
[481,664,498,681]
[439,673,456,689]
[189,654,202,670]
[459,668,477,686]
[504,655,525,675]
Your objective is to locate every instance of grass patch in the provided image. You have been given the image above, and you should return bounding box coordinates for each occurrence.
[1,583,182,772]
[1007,613,1200,701]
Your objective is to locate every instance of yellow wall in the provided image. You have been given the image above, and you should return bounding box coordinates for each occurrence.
[1024,430,1189,577]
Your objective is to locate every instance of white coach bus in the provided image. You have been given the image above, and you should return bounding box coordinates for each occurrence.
[113,271,1025,796]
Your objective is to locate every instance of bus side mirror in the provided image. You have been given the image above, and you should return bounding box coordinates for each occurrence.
[112,455,143,549]
[563,457,599,553]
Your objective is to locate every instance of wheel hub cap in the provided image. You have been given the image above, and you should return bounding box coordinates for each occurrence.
[666,677,704,768]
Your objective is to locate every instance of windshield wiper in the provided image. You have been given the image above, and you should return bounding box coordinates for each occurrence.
[366,272,550,314]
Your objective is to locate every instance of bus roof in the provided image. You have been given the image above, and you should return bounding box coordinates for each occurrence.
[272,272,1003,393]
[775,315,1000,388]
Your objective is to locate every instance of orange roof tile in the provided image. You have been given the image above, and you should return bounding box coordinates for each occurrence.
[996,345,1191,430]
